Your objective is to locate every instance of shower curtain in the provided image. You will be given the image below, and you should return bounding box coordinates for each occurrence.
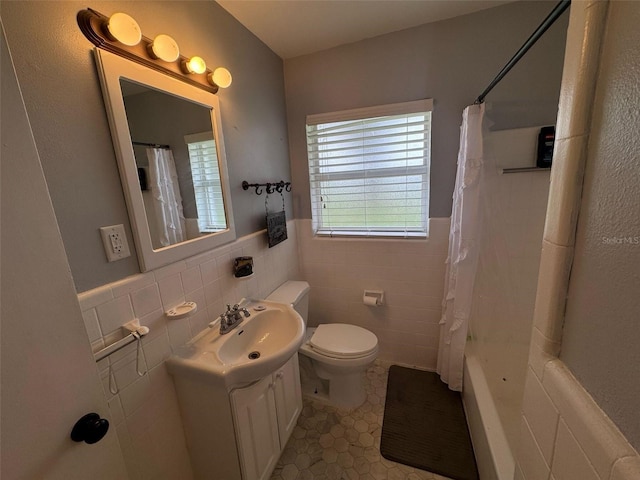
[437,103,485,391]
[146,147,185,247]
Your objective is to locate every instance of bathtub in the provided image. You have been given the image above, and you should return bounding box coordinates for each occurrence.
[463,353,515,480]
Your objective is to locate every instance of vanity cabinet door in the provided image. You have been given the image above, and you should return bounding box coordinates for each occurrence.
[231,375,281,480]
[274,353,302,446]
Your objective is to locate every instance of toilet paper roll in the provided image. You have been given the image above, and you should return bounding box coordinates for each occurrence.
[363,294,378,306]
[362,295,378,307]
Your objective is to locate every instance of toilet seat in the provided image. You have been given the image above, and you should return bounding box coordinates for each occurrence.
[308,324,378,359]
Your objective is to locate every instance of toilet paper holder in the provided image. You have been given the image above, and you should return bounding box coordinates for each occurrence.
[363,290,384,306]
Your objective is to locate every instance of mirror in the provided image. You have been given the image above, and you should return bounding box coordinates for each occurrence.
[94,49,235,271]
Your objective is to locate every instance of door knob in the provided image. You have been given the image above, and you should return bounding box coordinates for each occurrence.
[70,413,109,444]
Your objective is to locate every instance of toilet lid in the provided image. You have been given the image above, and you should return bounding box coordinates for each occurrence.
[309,324,378,358]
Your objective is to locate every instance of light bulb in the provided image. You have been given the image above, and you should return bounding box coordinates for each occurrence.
[149,34,180,62]
[185,56,207,74]
[106,12,142,46]
[209,67,232,88]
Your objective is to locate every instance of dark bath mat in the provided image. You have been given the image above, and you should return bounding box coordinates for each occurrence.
[381,365,479,480]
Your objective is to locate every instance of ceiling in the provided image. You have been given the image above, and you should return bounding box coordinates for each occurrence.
[217,0,516,59]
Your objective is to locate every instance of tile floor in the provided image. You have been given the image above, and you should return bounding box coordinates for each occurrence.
[270,361,453,480]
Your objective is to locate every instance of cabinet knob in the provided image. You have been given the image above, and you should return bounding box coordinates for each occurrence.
[70,413,109,444]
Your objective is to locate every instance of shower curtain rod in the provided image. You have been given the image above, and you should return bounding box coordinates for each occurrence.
[132,141,171,149]
[475,0,571,104]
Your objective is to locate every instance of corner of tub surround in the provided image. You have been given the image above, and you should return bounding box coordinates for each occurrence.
[528,326,561,381]
[532,240,574,344]
[544,0,608,248]
[543,135,588,246]
[527,0,609,373]
[554,0,609,142]
[541,359,639,480]
[517,3,640,479]
[610,456,640,480]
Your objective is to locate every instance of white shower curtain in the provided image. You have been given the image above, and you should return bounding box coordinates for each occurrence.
[437,103,485,391]
[146,147,185,247]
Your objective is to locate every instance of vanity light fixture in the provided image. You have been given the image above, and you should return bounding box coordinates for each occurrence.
[184,56,207,75]
[105,12,142,46]
[210,67,232,88]
[77,8,232,94]
[148,34,180,63]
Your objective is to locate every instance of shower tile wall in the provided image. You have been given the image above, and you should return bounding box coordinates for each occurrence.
[78,221,300,480]
[468,126,550,447]
[297,218,450,370]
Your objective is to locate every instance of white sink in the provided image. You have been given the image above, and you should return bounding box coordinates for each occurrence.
[167,300,304,390]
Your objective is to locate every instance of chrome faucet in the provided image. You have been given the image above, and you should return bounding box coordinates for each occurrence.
[219,303,251,335]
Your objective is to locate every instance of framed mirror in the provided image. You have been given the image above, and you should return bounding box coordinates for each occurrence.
[94,49,235,271]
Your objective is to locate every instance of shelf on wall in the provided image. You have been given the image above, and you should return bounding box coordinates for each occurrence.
[501,167,551,174]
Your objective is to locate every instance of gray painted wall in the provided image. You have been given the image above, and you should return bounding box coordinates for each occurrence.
[560,0,640,451]
[0,1,291,292]
[284,1,568,219]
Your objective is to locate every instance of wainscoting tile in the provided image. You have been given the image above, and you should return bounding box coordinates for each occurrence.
[181,266,203,294]
[551,420,600,480]
[522,367,560,464]
[518,417,550,480]
[79,221,301,480]
[110,272,156,298]
[96,294,135,335]
[609,456,640,480]
[542,360,637,479]
[153,260,187,281]
[130,283,162,318]
[82,308,102,342]
[78,284,113,311]
[157,273,185,310]
[142,331,171,369]
[119,375,152,417]
[199,258,218,285]
[107,395,125,426]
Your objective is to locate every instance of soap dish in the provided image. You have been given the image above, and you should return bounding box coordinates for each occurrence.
[166,301,198,319]
[234,272,255,280]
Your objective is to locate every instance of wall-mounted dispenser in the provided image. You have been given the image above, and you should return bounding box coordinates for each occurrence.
[234,256,253,278]
[363,290,384,306]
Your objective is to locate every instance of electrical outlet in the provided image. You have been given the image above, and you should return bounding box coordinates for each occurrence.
[100,224,131,262]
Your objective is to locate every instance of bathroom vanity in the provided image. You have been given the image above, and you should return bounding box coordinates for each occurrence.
[167,301,304,480]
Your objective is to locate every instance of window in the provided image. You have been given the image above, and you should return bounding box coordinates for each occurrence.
[305,99,432,238]
[184,132,226,232]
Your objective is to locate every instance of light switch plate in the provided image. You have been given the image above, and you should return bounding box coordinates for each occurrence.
[100,224,131,262]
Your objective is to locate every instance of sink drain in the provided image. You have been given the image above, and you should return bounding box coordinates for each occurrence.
[248,351,261,360]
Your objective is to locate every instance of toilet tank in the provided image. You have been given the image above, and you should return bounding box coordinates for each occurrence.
[266,281,310,325]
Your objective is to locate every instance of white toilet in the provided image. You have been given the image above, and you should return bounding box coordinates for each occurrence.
[267,281,378,408]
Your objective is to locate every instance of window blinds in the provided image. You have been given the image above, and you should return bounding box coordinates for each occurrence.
[306,100,432,238]
[185,134,226,232]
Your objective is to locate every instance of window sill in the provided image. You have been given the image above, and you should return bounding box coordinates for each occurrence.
[314,230,428,240]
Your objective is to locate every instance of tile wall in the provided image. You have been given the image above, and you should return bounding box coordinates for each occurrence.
[515,2,640,480]
[78,221,300,480]
[517,360,640,480]
[468,126,550,448]
[296,218,450,370]
[78,217,450,478]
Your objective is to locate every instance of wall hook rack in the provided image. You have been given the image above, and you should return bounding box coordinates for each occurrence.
[242,180,291,195]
